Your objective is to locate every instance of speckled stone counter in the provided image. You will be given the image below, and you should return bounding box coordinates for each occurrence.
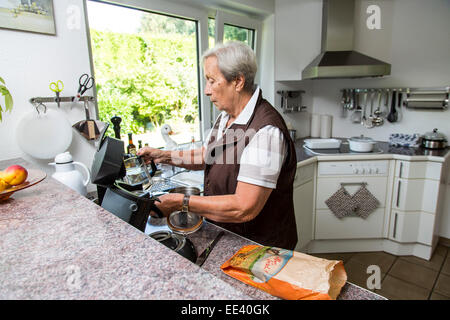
[1,158,385,300]
[0,158,251,300]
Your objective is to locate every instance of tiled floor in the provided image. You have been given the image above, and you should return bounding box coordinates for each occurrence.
[312,244,450,300]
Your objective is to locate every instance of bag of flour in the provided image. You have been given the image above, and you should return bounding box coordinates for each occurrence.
[221,245,347,300]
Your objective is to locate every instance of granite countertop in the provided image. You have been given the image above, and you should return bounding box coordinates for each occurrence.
[295,137,450,164]
[0,158,385,300]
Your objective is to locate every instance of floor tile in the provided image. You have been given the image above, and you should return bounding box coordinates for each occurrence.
[377,275,430,300]
[343,259,385,291]
[434,273,450,297]
[430,292,450,300]
[441,255,450,276]
[349,251,396,274]
[434,244,448,257]
[388,259,438,290]
[399,252,445,272]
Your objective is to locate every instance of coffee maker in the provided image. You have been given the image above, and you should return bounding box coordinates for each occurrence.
[91,122,161,232]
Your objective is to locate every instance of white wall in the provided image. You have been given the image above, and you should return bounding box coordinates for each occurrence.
[292,0,450,141]
[0,0,97,191]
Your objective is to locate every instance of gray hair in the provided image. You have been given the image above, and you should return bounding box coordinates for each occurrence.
[202,41,257,92]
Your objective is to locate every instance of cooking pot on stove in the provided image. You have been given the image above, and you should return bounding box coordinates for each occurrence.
[422,129,447,150]
[149,230,197,263]
[348,135,377,152]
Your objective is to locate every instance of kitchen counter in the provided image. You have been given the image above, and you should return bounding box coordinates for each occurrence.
[0,158,385,300]
[295,137,450,165]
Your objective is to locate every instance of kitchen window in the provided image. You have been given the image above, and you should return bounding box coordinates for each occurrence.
[86,0,202,148]
[86,1,262,145]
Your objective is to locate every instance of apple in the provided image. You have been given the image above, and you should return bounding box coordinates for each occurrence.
[0,165,28,186]
[0,179,10,192]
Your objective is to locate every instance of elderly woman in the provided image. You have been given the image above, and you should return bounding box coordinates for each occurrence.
[138,41,298,250]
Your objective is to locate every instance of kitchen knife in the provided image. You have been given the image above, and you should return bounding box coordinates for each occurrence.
[195,231,224,267]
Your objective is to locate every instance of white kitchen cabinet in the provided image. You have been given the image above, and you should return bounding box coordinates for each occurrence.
[388,160,443,246]
[293,163,315,252]
[275,0,322,81]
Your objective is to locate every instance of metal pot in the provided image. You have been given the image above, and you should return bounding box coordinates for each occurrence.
[422,128,447,149]
[168,186,201,196]
[149,231,197,263]
[348,135,378,152]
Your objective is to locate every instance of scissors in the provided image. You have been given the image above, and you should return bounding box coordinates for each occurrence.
[75,74,94,101]
[49,80,64,108]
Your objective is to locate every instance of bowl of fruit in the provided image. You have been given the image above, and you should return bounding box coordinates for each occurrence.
[0,165,46,201]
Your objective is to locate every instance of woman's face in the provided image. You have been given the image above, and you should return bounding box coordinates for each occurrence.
[203,56,237,113]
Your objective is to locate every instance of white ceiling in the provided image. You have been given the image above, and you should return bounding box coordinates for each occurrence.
[167,0,275,18]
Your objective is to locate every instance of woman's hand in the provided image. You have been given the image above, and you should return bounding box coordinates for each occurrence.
[150,193,184,218]
[137,146,167,165]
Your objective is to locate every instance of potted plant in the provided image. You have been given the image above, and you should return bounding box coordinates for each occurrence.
[0,76,13,121]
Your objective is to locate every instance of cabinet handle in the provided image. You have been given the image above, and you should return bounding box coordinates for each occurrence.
[393,213,398,238]
[399,162,403,178]
[396,180,401,207]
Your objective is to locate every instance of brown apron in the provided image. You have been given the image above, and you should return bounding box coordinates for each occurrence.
[204,90,298,250]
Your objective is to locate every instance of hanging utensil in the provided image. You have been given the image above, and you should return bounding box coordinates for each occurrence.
[49,80,64,109]
[397,90,403,122]
[361,91,368,126]
[373,90,384,126]
[74,74,94,102]
[387,90,398,123]
[365,91,375,128]
[341,89,347,117]
[351,91,362,123]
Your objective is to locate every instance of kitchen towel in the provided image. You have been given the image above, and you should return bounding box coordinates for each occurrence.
[352,185,380,219]
[311,114,321,137]
[389,133,421,148]
[320,115,332,139]
[325,186,358,219]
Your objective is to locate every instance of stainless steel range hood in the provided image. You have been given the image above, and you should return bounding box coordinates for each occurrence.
[302,0,391,79]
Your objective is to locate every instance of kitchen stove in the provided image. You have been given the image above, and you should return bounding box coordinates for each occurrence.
[303,141,384,155]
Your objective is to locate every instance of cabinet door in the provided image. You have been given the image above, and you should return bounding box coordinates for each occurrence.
[389,211,434,245]
[293,180,314,252]
[275,0,322,80]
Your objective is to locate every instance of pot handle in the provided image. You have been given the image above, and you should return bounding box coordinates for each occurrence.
[73,161,91,187]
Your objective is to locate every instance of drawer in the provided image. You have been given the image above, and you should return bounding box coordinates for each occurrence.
[392,178,439,213]
[315,207,385,240]
[316,176,388,209]
[389,211,434,245]
[395,161,442,180]
[294,163,314,188]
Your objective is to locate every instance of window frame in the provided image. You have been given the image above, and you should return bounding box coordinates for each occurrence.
[83,0,262,140]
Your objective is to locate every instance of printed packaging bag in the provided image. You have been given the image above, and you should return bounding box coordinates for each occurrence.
[221,245,347,300]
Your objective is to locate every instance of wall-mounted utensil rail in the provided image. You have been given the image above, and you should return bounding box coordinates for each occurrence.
[340,87,449,110]
[30,96,95,104]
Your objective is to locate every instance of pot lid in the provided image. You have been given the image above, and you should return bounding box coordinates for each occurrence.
[349,135,375,142]
[423,128,447,141]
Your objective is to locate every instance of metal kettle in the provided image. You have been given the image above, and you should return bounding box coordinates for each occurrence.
[49,152,91,196]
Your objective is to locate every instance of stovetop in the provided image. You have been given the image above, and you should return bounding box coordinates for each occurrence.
[303,142,385,155]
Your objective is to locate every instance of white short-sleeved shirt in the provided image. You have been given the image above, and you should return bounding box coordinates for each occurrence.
[204,87,287,189]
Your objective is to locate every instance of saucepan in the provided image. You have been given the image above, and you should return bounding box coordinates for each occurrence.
[348,135,378,152]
